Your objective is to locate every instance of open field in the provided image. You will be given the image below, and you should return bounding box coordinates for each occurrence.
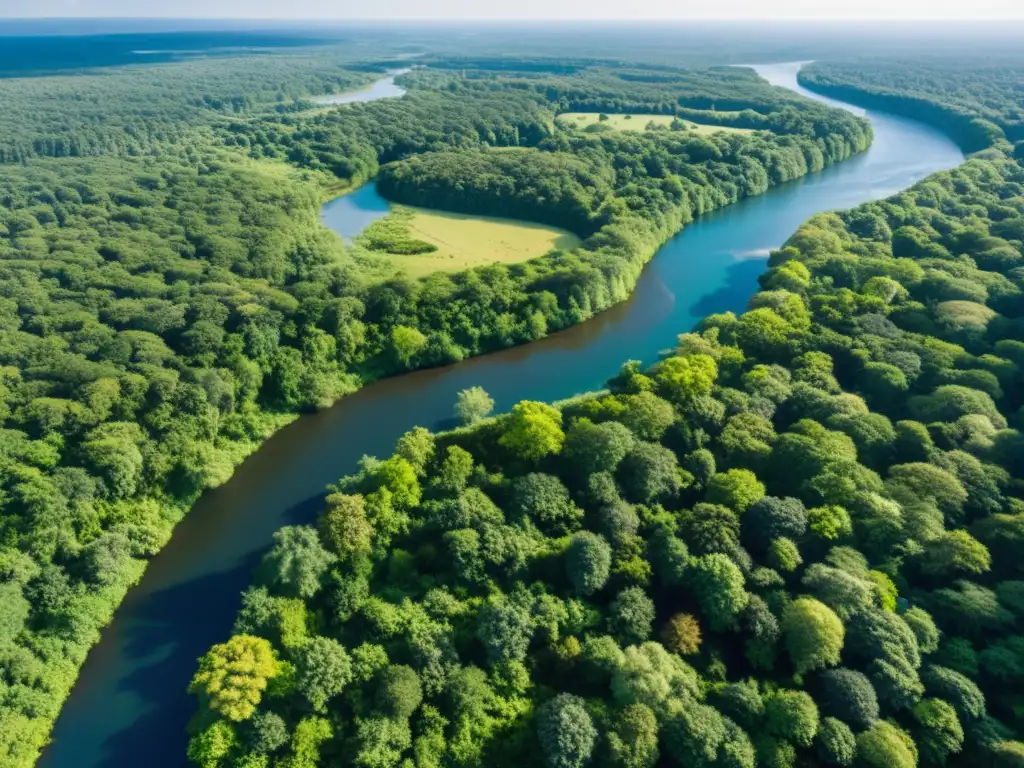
[363,207,581,277]
[557,111,756,135]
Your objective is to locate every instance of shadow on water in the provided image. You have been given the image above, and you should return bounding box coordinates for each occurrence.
[41,63,965,768]
[96,494,329,764]
[690,256,773,319]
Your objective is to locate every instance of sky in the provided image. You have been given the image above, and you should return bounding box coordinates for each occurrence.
[1,0,1023,20]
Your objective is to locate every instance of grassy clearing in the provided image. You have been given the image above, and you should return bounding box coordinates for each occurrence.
[358,206,581,277]
[557,112,756,136]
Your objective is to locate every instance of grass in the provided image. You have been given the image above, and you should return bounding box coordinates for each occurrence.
[557,112,756,136]
[358,206,581,277]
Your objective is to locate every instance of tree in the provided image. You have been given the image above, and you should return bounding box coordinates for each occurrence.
[718,412,776,469]
[296,636,353,712]
[565,532,612,596]
[654,354,718,405]
[510,473,582,536]
[782,598,844,675]
[618,391,676,440]
[248,710,289,754]
[617,441,688,503]
[395,427,435,475]
[820,668,880,729]
[808,505,853,542]
[608,359,655,395]
[743,496,808,547]
[920,530,991,576]
[678,503,741,556]
[610,587,656,644]
[816,717,856,766]
[663,700,728,768]
[434,445,474,494]
[909,385,1005,429]
[599,499,640,546]
[861,361,910,406]
[886,463,967,520]
[980,635,1024,684]
[705,469,765,513]
[391,324,427,367]
[610,641,701,712]
[607,703,659,768]
[765,689,819,747]
[536,694,597,768]
[660,613,702,655]
[477,590,535,665]
[926,580,1012,640]
[187,720,238,768]
[563,418,635,475]
[903,607,940,655]
[455,386,494,426]
[921,665,986,721]
[712,680,764,731]
[376,664,424,719]
[318,493,373,562]
[768,538,802,572]
[375,456,422,511]
[801,564,873,620]
[261,525,336,599]
[499,401,565,461]
[856,721,918,768]
[689,554,749,631]
[913,698,964,766]
[190,635,280,722]
[651,530,689,586]
[354,715,410,768]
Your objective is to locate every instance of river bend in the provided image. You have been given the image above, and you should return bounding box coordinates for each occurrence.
[40,62,963,767]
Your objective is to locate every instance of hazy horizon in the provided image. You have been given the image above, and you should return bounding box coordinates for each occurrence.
[3,0,1024,21]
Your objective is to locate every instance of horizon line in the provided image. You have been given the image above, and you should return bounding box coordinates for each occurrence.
[4,16,1024,23]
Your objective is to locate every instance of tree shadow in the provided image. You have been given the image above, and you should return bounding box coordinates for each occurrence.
[93,493,327,767]
[688,256,769,319]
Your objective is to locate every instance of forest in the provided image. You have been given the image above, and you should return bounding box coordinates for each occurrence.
[0,46,872,766]
[186,145,1024,768]
[800,59,1024,155]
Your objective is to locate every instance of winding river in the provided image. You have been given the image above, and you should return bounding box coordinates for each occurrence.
[40,63,963,767]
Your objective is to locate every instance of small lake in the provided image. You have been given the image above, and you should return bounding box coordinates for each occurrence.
[41,62,964,768]
[319,181,391,240]
[311,68,409,106]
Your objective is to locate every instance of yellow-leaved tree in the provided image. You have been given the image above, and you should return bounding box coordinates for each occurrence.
[190,634,280,722]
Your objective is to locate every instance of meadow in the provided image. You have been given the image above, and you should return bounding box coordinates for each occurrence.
[557,111,756,135]
[357,206,583,277]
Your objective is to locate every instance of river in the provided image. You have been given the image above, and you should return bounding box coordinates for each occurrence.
[40,62,963,767]
[311,68,409,106]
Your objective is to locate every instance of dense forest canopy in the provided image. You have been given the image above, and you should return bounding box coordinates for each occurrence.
[0,40,872,766]
[188,148,1024,768]
[800,59,1024,154]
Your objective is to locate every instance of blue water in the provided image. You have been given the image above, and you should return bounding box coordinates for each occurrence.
[311,70,409,107]
[319,181,392,239]
[41,62,963,768]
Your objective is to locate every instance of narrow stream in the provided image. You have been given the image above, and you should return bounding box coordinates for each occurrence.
[40,62,964,767]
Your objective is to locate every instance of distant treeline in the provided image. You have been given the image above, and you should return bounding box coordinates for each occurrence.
[800,60,1024,153]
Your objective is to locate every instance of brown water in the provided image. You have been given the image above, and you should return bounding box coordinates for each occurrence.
[41,63,964,767]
